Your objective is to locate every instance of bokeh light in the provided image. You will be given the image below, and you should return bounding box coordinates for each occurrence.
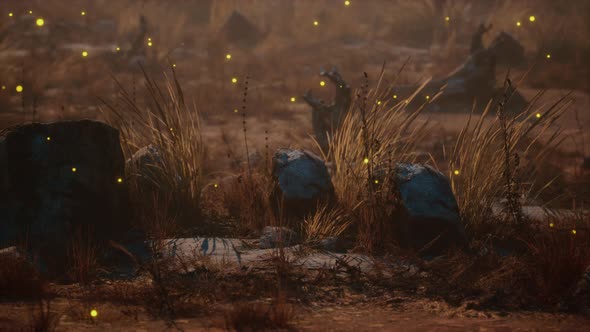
[46,136,51,141]
[290,97,296,103]
[72,167,77,173]
[90,309,98,318]
[36,18,45,27]
[363,158,369,164]
[82,51,88,57]
[320,80,326,87]
[536,113,541,118]
[231,77,238,84]
[9,13,14,17]
[81,11,86,16]
[226,53,232,60]
[546,54,551,59]
[454,170,460,175]
[214,183,219,188]
[572,229,577,235]
[117,177,123,183]
[529,15,536,22]
[313,20,319,26]
[16,85,23,93]
[516,21,521,27]
[549,222,554,228]
[345,1,351,6]
[445,16,450,22]
[393,94,398,99]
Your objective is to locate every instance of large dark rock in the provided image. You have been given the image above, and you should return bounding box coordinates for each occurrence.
[394,163,467,255]
[271,149,335,220]
[0,120,130,274]
[220,11,265,49]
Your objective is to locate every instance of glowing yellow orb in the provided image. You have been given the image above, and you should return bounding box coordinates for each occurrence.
[148,41,153,47]
[536,113,541,118]
[16,85,23,93]
[36,18,44,27]
[1,85,6,90]
[233,109,238,113]
[290,97,296,103]
[172,64,177,68]
[454,170,460,175]
[72,167,77,173]
[549,222,554,228]
[572,229,577,235]
[117,177,123,183]
[516,21,521,27]
[90,309,98,318]
[214,183,218,188]
[546,54,551,59]
[529,15,535,22]
[393,94,398,99]
[81,11,86,16]
[226,53,232,60]
[29,11,33,14]
[320,80,326,87]
[313,20,319,26]
[231,77,238,84]
[46,136,51,141]
[374,180,379,184]
[82,51,88,57]
[445,16,450,22]
[363,158,369,164]
[344,0,351,6]
[148,37,152,41]
[116,47,120,52]
[377,100,382,105]
[9,13,14,17]
[426,95,430,100]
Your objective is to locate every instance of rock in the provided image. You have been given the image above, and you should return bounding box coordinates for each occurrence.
[220,11,265,49]
[271,149,336,220]
[0,120,130,275]
[259,227,298,249]
[394,163,467,255]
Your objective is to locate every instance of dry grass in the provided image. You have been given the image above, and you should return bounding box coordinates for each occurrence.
[324,67,433,252]
[225,299,296,332]
[449,82,573,237]
[101,66,206,230]
[302,204,352,244]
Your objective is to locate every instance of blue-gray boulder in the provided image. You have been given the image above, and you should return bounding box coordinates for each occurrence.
[394,163,467,255]
[0,120,131,275]
[271,148,335,220]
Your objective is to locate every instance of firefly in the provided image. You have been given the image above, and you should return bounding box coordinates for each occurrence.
[546,54,551,59]
[116,47,121,52]
[117,177,123,183]
[536,113,541,119]
[172,63,177,68]
[516,21,521,27]
[81,11,86,16]
[16,85,23,93]
[46,136,51,141]
[377,100,382,105]
[320,80,326,87]
[549,222,554,228]
[233,109,238,113]
[344,1,351,6]
[226,53,232,60]
[36,18,45,27]
[29,10,33,14]
[290,97,296,103]
[426,95,430,100]
[82,51,88,57]
[231,77,238,84]
[374,179,379,184]
[445,16,450,22]
[454,170,460,175]
[529,15,536,22]
[9,13,14,17]
[147,41,153,47]
[1,86,6,90]
[363,158,369,164]
[72,167,77,173]
[572,229,577,235]
[90,309,98,318]
[214,183,219,188]
[313,20,319,26]
[393,94,398,99]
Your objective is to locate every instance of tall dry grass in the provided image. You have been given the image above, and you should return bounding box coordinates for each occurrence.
[101,66,206,230]
[449,80,573,236]
[322,66,436,252]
